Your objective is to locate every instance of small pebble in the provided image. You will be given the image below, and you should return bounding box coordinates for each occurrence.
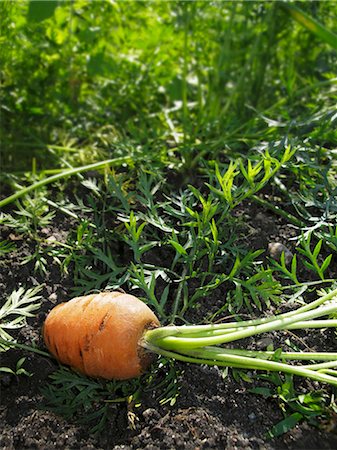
[48,292,58,302]
[9,233,22,241]
[268,242,293,265]
[256,337,274,350]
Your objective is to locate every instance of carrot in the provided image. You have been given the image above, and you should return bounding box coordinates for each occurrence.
[43,288,337,386]
[43,291,160,380]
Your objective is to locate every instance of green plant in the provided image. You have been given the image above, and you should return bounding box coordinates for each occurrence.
[0,240,16,256]
[298,233,333,280]
[0,158,131,208]
[0,286,42,381]
[41,359,180,435]
[41,366,141,435]
[0,357,32,378]
[207,146,296,210]
[72,246,128,295]
[124,211,156,264]
[0,286,42,351]
[0,198,54,237]
[280,2,337,50]
[251,371,335,439]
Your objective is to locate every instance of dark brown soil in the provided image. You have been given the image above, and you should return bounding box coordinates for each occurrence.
[1,204,337,450]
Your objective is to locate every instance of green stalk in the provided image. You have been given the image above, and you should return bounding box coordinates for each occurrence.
[147,287,337,342]
[209,349,337,362]
[288,319,337,329]
[185,347,337,386]
[0,338,51,358]
[0,157,130,208]
[153,301,337,351]
[319,369,337,377]
[143,288,337,386]
[144,344,337,387]
[280,2,337,50]
[174,319,337,339]
[171,266,188,321]
[281,280,337,290]
[307,361,337,371]
[286,287,337,315]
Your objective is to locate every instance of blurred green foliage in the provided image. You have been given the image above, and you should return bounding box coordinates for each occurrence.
[1,0,336,171]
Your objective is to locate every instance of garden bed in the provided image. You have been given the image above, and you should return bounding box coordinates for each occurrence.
[1,2,337,448]
[1,200,337,450]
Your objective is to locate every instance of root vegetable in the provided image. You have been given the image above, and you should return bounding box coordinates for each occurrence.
[43,288,337,386]
[43,291,160,380]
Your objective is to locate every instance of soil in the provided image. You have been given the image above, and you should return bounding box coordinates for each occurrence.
[1,199,337,450]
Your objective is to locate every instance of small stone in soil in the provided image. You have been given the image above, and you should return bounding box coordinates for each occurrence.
[268,242,293,265]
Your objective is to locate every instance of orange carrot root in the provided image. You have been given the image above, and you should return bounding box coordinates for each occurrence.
[43,292,160,380]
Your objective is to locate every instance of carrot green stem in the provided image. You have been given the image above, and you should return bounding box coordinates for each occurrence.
[161,319,337,340]
[319,369,337,377]
[251,194,305,228]
[146,287,337,342]
[153,302,337,351]
[207,349,337,362]
[143,287,337,387]
[146,289,337,342]
[185,347,337,386]
[145,344,337,387]
[306,361,337,371]
[275,319,337,329]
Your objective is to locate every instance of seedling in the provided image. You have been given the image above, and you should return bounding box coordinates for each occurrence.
[0,286,43,380]
[0,286,42,351]
[0,357,32,378]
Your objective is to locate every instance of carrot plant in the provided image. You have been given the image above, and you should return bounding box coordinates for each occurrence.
[41,287,337,387]
[0,286,42,351]
[0,286,43,377]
